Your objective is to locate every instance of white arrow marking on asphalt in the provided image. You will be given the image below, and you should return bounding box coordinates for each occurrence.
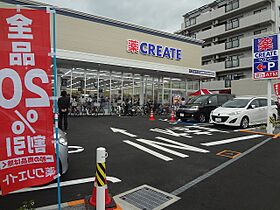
[110,127,137,137]
[150,128,192,138]
[201,134,263,146]
[68,145,85,154]
[123,140,173,161]
[0,176,121,195]
[155,137,209,153]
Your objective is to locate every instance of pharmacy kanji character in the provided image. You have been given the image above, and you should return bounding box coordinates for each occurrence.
[127,39,139,53]
[45,167,56,177]
[258,37,273,51]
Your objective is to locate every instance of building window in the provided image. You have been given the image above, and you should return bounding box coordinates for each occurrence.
[225,18,239,31]
[225,55,239,68]
[186,17,196,27]
[254,28,267,35]
[225,36,240,49]
[225,0,239,12]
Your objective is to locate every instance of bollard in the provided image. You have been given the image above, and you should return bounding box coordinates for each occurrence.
[95,147,107,210]
[85,147,118,210]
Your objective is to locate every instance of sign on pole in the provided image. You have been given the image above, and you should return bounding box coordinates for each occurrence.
[274,83,280,104]
[252,34,280,80]
[0,9,56,195]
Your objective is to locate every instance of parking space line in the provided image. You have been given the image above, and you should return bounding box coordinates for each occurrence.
[171,137,271,196]
[200,134,263,146]
[1,176,121,195]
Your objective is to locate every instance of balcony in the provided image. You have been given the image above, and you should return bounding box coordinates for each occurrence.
[202,31,272,57]
[184,0,269,29]
[196,9,274,40]
[203,57,252,72]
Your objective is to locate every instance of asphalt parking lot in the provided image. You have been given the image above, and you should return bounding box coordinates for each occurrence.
[1,116,280,210]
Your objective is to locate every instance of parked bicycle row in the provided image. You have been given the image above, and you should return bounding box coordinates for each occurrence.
[68,96,178,117]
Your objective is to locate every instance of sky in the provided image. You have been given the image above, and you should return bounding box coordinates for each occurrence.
[34,0,214,33]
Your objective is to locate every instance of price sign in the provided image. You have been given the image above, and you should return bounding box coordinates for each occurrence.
[0,9,56,195]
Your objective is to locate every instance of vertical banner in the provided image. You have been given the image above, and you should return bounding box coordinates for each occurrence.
[0,9,56,195]
[252,34,280,80]
[274,83,280,104]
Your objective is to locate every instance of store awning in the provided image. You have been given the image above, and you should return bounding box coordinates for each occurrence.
[191,89,212,96]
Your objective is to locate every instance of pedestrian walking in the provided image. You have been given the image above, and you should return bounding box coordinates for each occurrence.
[58,90,70,130]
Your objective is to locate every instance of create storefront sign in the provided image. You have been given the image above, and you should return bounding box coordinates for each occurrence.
[127,39,182,60]
[0,9,56,195]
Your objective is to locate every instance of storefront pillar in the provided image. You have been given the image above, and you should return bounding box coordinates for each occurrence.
[109,71,112,103]
[132,74,135,101]
[70,68,73,98]
[84,70,87,94]
[152,76,155,103]
[170,78,172,105]
[97,70,100,102]
[140,75,144,106]
[57,75,61,97]
[121,72,124,102]
[161,77,164,104]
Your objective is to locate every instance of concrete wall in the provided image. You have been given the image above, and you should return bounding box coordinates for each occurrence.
[231,79,278,97]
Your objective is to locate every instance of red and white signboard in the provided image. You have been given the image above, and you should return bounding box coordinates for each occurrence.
[274,83,280,104]
[0,9,56,195]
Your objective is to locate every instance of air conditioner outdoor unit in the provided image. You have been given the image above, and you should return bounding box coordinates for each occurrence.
[213,37,218,42]
[213,20,219,25]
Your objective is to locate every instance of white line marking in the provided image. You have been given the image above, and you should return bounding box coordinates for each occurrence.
[136,139,189,158]
[155,137,209,153]
[123,140,173,161]
[0,176,121,195]
[171,137,271,196]
[110,127,137,137]
[200,134,263,146]
[68,145,84,154]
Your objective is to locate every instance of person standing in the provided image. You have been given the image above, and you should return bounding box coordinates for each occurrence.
[58,91,70,130]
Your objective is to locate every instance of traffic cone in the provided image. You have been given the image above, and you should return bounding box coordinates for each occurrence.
[149,109,155,121]
[85,147,120,210]
[169,110,176,123]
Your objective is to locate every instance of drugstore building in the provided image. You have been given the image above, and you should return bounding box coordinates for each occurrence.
[1,0,215,105]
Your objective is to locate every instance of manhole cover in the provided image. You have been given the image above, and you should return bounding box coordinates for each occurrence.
[114,185,180,210]
[216,150,241,159]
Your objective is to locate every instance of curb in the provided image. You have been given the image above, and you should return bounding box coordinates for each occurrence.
[36,199,122,210]
[239,129,275,137]
[36,199,85,210]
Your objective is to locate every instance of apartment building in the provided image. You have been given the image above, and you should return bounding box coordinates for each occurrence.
[177,0,280,94]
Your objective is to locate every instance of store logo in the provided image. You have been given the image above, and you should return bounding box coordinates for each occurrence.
[127,39,182,60]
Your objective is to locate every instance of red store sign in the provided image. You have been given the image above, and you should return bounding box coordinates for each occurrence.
[0,9,56,195]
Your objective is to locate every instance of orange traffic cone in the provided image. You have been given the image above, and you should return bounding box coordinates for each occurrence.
[149,109,155,121]
[169,110,176,123]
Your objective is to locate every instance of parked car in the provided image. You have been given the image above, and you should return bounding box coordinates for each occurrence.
[210,96,278,128]
[55,128,69,175]
[176,94,235,123]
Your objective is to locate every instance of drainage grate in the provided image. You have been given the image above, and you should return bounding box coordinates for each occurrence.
[117,185,178,210]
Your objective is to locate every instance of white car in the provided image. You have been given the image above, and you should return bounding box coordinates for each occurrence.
[210,96,278,128]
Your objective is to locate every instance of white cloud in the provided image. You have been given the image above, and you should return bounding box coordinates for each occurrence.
[34,0,214,32]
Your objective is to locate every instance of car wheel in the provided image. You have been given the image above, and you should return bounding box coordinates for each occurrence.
[198,113,207,123]
[240,117,249,129]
